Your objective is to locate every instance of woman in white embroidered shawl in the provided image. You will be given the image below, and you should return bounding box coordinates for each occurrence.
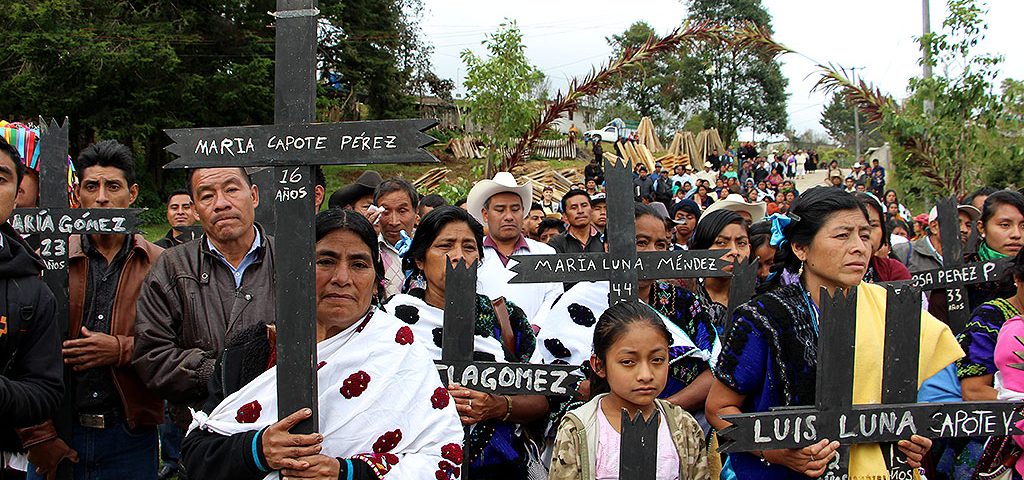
[382,206,549,480]
[181,209,463,480]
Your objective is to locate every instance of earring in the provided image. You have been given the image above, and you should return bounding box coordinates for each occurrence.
[797,261,804,276]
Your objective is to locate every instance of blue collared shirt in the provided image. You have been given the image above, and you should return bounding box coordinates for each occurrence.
[207,227,262,288]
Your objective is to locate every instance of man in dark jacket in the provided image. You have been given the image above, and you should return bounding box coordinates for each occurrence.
[19,140,165,480]
[154,189,198,249]
[0,140,63,477]
[133,167,275,439]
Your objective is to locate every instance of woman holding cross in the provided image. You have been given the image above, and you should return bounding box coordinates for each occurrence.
[706,187,961,479]
[180,209,463,480]
[381,206,549,479]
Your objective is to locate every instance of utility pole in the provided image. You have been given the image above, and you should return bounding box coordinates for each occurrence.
[851,66,862,161]
[923,0,934,114]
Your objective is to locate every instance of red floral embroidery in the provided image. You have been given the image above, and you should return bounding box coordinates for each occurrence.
[235,400,262,423]
[382,452,399,466]
[441,443,463,464]
[395,326,414,345]
[430,386,450,409]
[435,459,461,479]
[373,429,403,453]
[317,361,327,370]
[339,370,371,399]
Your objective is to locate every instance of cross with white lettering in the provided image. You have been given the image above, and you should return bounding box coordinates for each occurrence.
[717,284,1024,479]
[161,0,437,434]
[10,117,144,480]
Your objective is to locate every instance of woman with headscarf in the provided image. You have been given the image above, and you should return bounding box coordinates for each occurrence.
[381,206,547,479]
[690,210,751,333]
[181,209,463,480]
[706,187,960,479]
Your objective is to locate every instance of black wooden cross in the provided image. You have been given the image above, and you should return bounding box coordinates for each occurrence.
[723,257,759,330]
[620,410,660,480]
[717,284,1024,479]
[883,197,1012,334]
[508,157,731,304]
[437,259,580,396]
[161,0,437,434]
[10,117,143,480]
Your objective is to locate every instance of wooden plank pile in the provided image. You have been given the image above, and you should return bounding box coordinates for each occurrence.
[695,128,726,168]
[635,116,663,152]
[517,167,581,203]
[614,140,656,172]
[660,130,701,170]
[445,135,484,159]
[412,167,451,192]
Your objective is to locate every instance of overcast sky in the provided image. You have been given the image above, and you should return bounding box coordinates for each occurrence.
[420,0,1023,140]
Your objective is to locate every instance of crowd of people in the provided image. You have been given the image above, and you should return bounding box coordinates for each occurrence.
[1,130,1024,480]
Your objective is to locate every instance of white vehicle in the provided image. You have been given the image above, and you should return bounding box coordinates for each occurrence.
[584,118,637,143]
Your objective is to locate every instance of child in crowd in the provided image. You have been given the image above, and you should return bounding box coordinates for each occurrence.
[548,301,709,480]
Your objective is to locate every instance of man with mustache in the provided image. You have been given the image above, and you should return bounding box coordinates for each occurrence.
[154,189,197,249]
[547,189,604,290]
[20,140,164,480]
[468,173,563,325]
[133,167,276,463]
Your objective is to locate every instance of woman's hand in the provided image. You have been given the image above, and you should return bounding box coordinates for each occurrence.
[897,435,932,468]
[261,408,324,471]
[762,439,840,477]
[448,383,504,425]
[280,455,340,479]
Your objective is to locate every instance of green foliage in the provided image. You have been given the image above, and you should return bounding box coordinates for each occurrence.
[460,21,545,174]
[820,92,883,152]
[433,177,471,204]
[882,0,1014,197]
[595,22,684,130]
[981,79,1024,188]
[818,147,851,167]
[0,0,444,210]
[677,0,789,145]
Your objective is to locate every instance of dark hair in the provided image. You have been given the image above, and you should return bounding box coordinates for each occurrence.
[165,188,191,204]
[454,197,467,208]
[187,167,253,197]
[981,190,1024,226]
[374,178,419,207]
[403,206,485,284]
[315,208,386,302]
[314,165,326,189]
[561,189,590,212]
[588,301,672,396]
[530,202,544,213]
[776,187,868,274]
[418,193,448,209]
[1007,248,1024,284]
[76,139,136,185]
[886,216,910,235]
[537,218,565,235]
[883,189,899,204]
[0,138,24,188]
[965,186,999,206]
[689,210,745,250]
[854,192,889,247]
[748,220,772,253]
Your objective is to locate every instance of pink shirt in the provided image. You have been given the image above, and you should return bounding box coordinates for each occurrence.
[594,399,680,479]
[995,315,1024,476]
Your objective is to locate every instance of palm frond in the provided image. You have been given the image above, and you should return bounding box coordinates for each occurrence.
[502,20,791,171]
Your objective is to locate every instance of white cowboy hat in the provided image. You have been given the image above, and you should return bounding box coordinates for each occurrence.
[466,171,534,225]
[700,193,767,223]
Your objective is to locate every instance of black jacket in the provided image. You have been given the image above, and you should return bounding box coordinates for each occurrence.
[0,223,62,449]
[181,323,374,480]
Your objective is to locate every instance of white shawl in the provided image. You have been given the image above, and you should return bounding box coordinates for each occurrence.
[189,309,464,479]
[382,293,507,362]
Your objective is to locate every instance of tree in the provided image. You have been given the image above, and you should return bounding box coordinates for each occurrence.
[817,0,1019,198]
[0,0,446,211]
[460,21,545,175]
[676,0,789,146]
[820,92,883,152]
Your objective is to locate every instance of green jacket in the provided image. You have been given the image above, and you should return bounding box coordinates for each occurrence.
[548,393,709,480]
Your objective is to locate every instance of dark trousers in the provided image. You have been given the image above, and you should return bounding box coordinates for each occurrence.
[27,422,158,480]
[159,404,183,468]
